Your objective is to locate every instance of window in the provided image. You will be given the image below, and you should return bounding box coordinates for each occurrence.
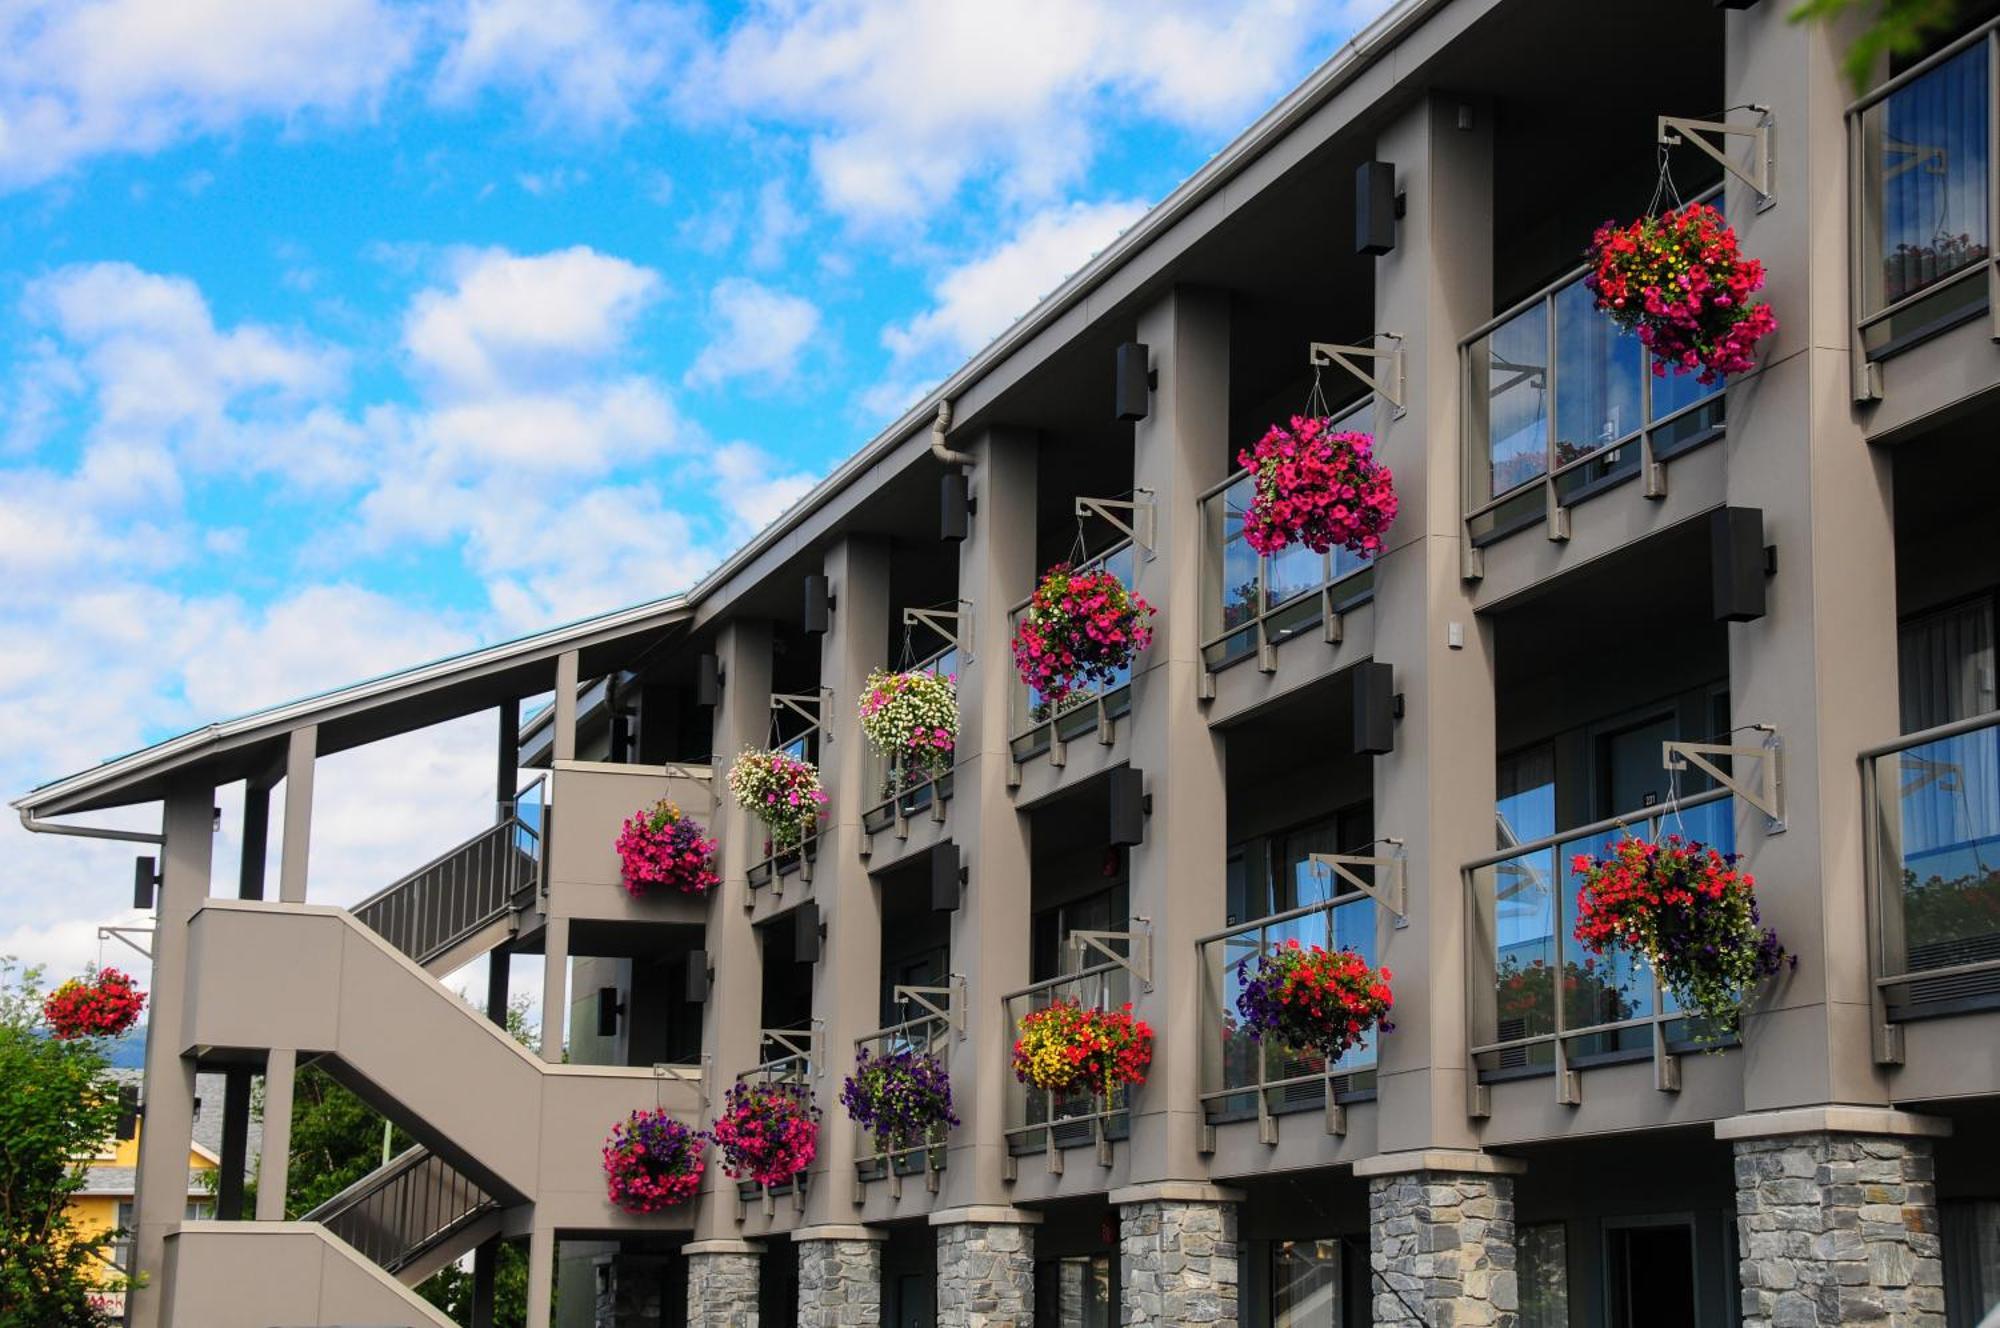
[1943,1200,2000,1325]
[1031,882,1128,983]
[1036,1256,1116,1328]
[1497,745,1556,849]
[1518,1223,1569,1328]
[1272,1239,1341,1327]
[1603,1219,1696,1328]
[1901,598,1997,731]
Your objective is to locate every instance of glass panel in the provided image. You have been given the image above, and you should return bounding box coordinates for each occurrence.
[1491,846,1559,1063]
[1497,745,1557,849]
[1560,825,1653,1054]
[1553,276,1644,466]
[1480,301,1551,500]
[1862,40,1991,315]
[1220,475,1261,632]
[1891,724,2000,979]
[1218,931,1264,1097]
[1650,352,1722,422]
[1518,1223,1570,1328]
[1272,1239,1341,1328]
[1265,544,1324,613]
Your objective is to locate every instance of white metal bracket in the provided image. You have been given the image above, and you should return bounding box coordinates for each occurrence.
[97,925,154,961]
[1308,838,1408,922]
[1663,726,1785,831]
[759,1024,823,1077]
[1308,335,1405,415]
[771,689,830,744]
[903,604,971,657]
[892,977,967,1037]
[1066,924,1154,991]
[1075,490,1156,559]
[1658,107,1774,210]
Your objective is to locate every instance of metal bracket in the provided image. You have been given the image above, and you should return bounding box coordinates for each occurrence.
[771,690,827,725]
[1663,726,1785,830]
[97,926,154,961]
[758,1026,820,1076]
[1658,108,1774,209]
[903,604,971,657]
[1065,924,1154,991]
[1308,335,1405,415]
[892,978,966,1036]
[1307,839,1408,921]
[1075,491,1157,558]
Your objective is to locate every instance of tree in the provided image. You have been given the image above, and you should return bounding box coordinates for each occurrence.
[1794,0,1965,89]
[0,958,123,1327]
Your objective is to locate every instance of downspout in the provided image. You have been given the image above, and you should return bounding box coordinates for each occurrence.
[19,806,164,844]
[929,399,974,467]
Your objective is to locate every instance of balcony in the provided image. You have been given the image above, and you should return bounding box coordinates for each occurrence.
[1199,399,1375,674]
[1009,540,1138,763]
[1001,961,1135,1174]
[861,644,959,844]
[1196,891,1380,1143]
[1863,710,2000,1041]
[1850,22,1996,392]
[1464,789,1741,1108]
[849,1003,956,1197]
[1462,260,1724,548]
[748,719,821,894]
[733,1029,817,1214]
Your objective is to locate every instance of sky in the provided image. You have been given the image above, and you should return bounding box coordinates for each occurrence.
[0,0,1389,1015]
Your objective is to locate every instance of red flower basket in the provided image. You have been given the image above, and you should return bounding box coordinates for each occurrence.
[613,799,720,898]
[1585,202,1777,385]
[1238,420,1397,559]
[711,1082,819,1188]
[1233,940,1392,1062]
[43,967,146,1040]
[602,1109,705,1213]
[1010,563,1155,710]
[1010,1000,1154,1099]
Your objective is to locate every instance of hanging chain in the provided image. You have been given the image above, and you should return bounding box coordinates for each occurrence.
[1305,363,1331,420]
[1648,141,1685,218]
[898,620,916,670]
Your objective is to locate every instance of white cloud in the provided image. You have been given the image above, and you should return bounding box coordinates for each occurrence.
[710,440,817,538]
[0,0,417,189]
[747,177,808,270]
[432,0,686,128]
[684,277,821,389]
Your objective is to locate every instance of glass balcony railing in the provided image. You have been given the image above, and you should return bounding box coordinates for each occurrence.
[1001,963,1135,1170]
[1850,23,1996,373]
[851,1009,955,1194]
[1461,251,1725,545]
[1196,891,1380,1136]
[1863,711,2000,1021]
[1009,540,1138,761]
[1199,398,1376,672]
[733,1028,817,1208]
[748,716,822,891]
[862,645,959,836]
[1464,788,1739,1104]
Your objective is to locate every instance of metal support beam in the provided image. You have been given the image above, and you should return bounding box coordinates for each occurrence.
[1308,335,1405,413]
[96,926,153,961]
[496,698,520,820]
[890,979,966,1036]
[1307,840,1409,920]
[1662,727,1785,829]
[903,605,972,657]
[1064,926,1154,991]
[238,783,269,900]
[1658,108,1774,208]
[1075,491,1157,558]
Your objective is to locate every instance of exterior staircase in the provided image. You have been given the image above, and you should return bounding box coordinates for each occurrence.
[302,1145,501,1286]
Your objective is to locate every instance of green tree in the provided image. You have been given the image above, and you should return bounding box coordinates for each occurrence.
[0,958,123,1328]
[1794,0,1965,89]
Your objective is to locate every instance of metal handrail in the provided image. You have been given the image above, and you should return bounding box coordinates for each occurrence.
[1858,707,2000,760]
[1846,15,1999,114]
[851,1011,956,1193]
[303,1145,495,1275]
[350,786,543,967]
[1460,786,1730,874]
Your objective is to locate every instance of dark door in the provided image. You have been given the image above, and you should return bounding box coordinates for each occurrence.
[1605,1221,1697,1328]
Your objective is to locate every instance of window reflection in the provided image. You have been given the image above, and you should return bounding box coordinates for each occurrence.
[1866,39,1991,311]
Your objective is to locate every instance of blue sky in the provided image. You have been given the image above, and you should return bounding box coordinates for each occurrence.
[0,0,1386,992]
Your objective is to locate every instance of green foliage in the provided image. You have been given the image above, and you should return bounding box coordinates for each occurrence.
[0,957,122,1327]
[1793,0,1965,89]
[417,1243,531,1328]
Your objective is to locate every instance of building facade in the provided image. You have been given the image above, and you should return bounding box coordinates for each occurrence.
[18,0,2000,1324]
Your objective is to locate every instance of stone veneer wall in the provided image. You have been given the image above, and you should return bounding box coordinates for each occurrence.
[687,1250,761,1328]
[1368,1171,1518,1327]
[935,1221,1035,1328]
[797,1237,883,1328]
[1118,1199,1240,1328]
[1733,1133,1943,1328]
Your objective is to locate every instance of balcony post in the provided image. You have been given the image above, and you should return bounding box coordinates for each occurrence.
[804,536,890,1224]
[940,426,1037,1210]
[524,1225,556,1328]
[539,916,569,1064]
[553,650,579,763]
[125,781,213,1328]
[1366,93,1499,1152]
[1125,285,1233,1185]
[279,724,315,904]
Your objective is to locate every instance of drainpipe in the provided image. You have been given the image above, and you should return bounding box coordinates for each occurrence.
[930,399,974,467]
[18,807,164,844]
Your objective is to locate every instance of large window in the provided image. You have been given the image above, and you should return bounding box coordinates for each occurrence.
[1944,1200,2000,1325]
[1272,1239,1342,1327]
[1517,1223,1569,1328]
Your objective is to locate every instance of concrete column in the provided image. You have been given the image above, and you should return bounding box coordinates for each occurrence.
[497,697,521,818]
[215,1066,251,1220]
[796,1227,885,1328]
[1720,1111,1948,1328]
[254,1048,296,1221]
[697,620,774,1239]
[126,781,212,1328]
[486,946,511,1027]
[1370,92,1499,1152]
[933,1209,1038,1328]
[1723,0,1900,1113]
[470,1236,498,1328]
[278,725,315,903]
[541,915,569,1064]
[554,650,580,764]
[686,1240,764,1328]
[1127,285,1232,1182]
[526,1225,557,1328]
[1360,1152,1523,1327]
[1114,1184,1241,1328]
[238,782,269,900]
[941,429,1036,1208]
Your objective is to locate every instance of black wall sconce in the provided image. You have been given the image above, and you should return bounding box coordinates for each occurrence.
[1356,161,1404,256]
[794,900,824,964]
[133,855,159,910]
[940,469,974,543]
[803,573,835,636]
[695,653,723,708]
[1711,506,1774,623]
[1108,765,1149,847]
[595,986,625,1038]
[1353,661,1402,756]
[932,840,964,913]
[1115,342,1155,423]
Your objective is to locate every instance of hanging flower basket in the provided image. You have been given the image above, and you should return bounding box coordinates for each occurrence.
[711,1081,820,1188]
[857,669,958,787]
[613,799,720,899]
[1571,834,1793,1036]
[727,749,828,852]
[1010,563,1155,710]
[839,1046,959,1157]
[1010,999,1154,1099]
[1585,201,1777,385]
[602,1109,706,1213]
[1233,940,1393,1063]
[42,967,145,1040]
[1238,420,1398,558]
